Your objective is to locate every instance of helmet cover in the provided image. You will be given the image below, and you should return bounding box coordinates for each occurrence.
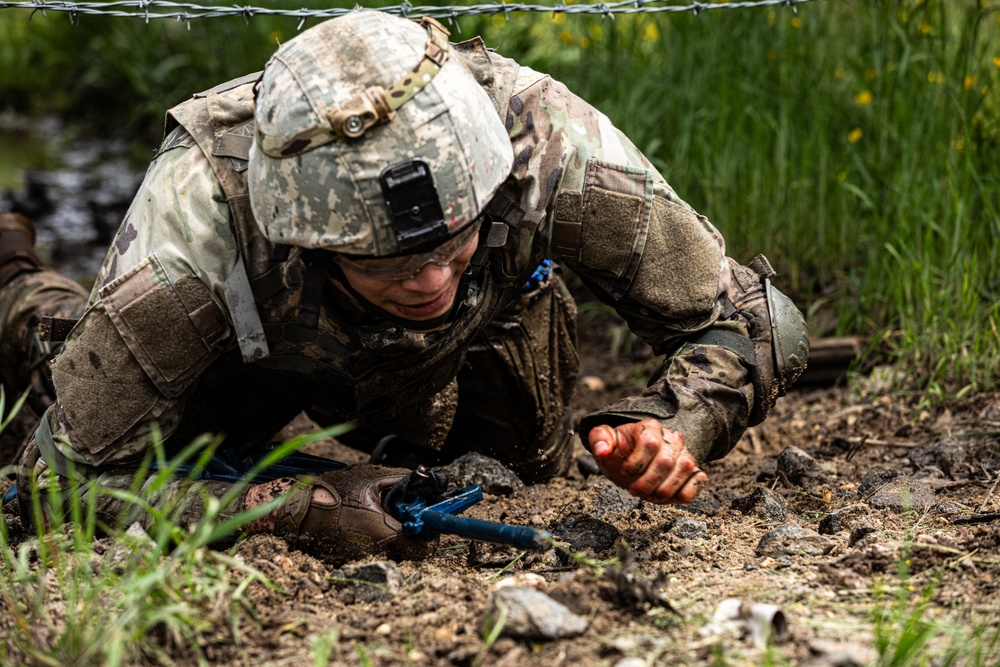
[249,10,514,255]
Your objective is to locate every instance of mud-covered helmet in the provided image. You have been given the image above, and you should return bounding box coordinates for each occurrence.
[249,10,513,255]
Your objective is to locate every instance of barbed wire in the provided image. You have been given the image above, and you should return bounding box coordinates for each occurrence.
[0,0,820,28]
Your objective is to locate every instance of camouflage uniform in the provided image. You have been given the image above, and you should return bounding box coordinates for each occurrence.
[7,30,756,526]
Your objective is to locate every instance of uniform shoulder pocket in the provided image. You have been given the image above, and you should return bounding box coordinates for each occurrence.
[100,254,228,398]
[573,158,653,300]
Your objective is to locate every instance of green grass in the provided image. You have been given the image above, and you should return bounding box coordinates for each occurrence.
[0,2,997,391]
[0,387,353,664]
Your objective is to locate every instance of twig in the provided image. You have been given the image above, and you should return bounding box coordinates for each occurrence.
[977,473,1000,513]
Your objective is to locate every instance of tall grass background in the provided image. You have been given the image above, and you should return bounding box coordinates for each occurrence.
[1,0,998,396]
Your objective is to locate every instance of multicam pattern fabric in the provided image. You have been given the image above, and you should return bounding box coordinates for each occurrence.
[7,13,761,523]
[249,11,514,256]
[257,16,452,153]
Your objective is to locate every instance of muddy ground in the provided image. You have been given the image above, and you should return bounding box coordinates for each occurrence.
[2,147,999,664]
[137,320,1000,665]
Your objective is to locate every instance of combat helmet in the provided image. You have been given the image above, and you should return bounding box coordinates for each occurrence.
[249,10,514,256]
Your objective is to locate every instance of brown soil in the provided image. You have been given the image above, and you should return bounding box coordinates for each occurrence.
[5,312,1000,666]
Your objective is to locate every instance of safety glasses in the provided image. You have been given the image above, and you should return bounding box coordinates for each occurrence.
[333,220,481,281]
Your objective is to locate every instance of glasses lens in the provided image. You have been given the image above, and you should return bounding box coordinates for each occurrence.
[335,221,480,280]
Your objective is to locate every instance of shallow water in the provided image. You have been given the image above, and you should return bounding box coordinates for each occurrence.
[0,115,144,284]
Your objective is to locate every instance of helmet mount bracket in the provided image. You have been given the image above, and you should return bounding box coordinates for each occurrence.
[380,158,449,252]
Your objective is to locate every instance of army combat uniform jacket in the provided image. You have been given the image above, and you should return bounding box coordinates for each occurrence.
[23,39,754,500]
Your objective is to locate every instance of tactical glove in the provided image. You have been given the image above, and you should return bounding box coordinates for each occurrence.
[247,464,437,564]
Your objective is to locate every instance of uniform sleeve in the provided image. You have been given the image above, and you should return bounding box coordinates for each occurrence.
[507,70,753,463]
[47,137,236,468]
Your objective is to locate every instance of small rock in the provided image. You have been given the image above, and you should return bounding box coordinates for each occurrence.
[732,486,790,523]
[332,561,403,603]
[443,452,524,495]
[848,520,877,547]
[866,479,936,512]
[483,587,588,640]
[679,491,722,517]
[552,516,620,557]
[857,468,902,497]
[818,506,865,535]
[755,524,834,558]
[909,438,967,476]
[581,375,606,392]
[493,573,547,592]
[776,446,821,486]
[663,517,709,541]
[581,478,641,518]
[375,623,391,635]
[613,659,646,667]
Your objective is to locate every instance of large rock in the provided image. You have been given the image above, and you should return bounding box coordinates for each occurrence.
[484,587,588,640]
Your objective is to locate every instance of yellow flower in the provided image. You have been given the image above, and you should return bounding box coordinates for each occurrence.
[855,90,873,105]
[552,12,566,25]
[834,67,845,80]
[918,20,931,34]
[927,71,944,84]
[268,30,283,46]
[954,137,965,151]
[491,14,506,28]
[580,36,591,49]
[559,30,573,46]
[644,22,660,41]
[768,10,776,27]
[965,75,976,90]
[848,128,863,143]
[993,56,1000,69]
[588,24,603,40]
[791,16,803,28]
[837,171,847,182]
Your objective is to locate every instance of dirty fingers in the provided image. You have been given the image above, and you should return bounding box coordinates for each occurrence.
[589,418,708,504]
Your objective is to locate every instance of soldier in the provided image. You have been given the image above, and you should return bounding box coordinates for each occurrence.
[0,10,807,563]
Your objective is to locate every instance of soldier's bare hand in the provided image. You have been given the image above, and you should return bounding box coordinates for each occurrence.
[589,418,707,504]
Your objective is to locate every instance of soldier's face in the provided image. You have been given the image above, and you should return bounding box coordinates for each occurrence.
[336,231,479,326]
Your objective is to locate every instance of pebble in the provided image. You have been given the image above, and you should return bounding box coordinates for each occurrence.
[613,659,646,667]
[755,524,834,557]
[582,478,641,518]
[484,587,588,640]
[664,517,709,541]
[732,486,790,523]
[493,573,547,592]
[375,623,391,635]
[818,506,864,535]
[775,445,821,486]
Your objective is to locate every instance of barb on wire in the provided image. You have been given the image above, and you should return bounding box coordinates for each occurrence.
[0,0,823,24]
